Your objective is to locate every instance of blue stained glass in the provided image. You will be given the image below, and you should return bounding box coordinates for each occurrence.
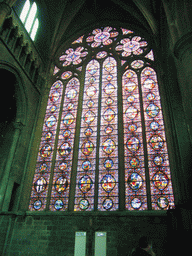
[34,200,42,210]
[103,198,113,210]
[54,199,64,210]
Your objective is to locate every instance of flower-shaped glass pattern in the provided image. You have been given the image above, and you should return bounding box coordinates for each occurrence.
[86,27,118,48]
[115,36,148,56]
[59,47,88,66]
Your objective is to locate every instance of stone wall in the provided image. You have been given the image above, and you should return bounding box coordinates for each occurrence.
[0,211,169,256]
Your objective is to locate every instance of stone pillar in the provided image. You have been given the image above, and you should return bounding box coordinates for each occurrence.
[0,0,17,28]
[0,121,24,211]
[174,32,192,142]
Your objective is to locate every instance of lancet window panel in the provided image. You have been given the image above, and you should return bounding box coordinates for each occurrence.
[29,80,64,211]
[74,60,100,211]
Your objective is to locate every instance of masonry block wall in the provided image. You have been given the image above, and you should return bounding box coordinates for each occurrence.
[0,212,169,256]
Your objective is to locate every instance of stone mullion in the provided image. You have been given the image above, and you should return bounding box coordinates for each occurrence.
[117,58,125,211]
[137,70,152,210]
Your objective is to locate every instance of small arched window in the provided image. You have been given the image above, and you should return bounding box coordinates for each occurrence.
[29,26,175,212]
[20,0,39,41]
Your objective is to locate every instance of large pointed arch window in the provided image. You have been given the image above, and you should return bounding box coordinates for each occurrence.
[29,26,175,211]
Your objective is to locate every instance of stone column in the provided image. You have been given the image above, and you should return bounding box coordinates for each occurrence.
[174,32,192,143]
[0,0,17,28]
[0,121,24,211]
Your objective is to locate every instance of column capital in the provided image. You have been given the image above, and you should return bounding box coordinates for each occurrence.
[174,32,192,60]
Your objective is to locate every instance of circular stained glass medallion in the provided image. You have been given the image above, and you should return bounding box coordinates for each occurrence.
[146,104,159,118]
[46,115,56,127]
[126,137,140,152]
[88,77,96,83]
[128,173,143,191]
[59,142,71,157]
[152,171,169,190]
[44,131,52,140]
[55,176,68,193]
[84,128,93,136]
[39,163,48,172]
[143,78,156,89]
[50,91,60,102]
[124,81,137,92]
[78,175,93,193]
[104,158,114,169]
[40,144,52,158]
[147,93,156,101]
[104,61,115,72]
[102,138,116,154]
[101,174,116,192]
[33,200,42,210]
[157,196,169,209]
[130,157,139,167]
[54,199,64,210]
[103,108,115,122]
[123,41,140,52]
[63,113,74,126]
[153,155,164,166]
[66,103,74,110]
[150,121,159,130]
[50,105,57,112]
[125,106,138,120]
[82,160,91,171]
[106,74,113,81]
[87,64,98,75]
[59,162,68,171]
[87,100,94,108]
[127,95,135,103]
[103,198,113,210]
[66,88,77,99]
[95,32,110,42]
[131,198,142,209]
[128,124,137,132]
[81,140,94,156]
[34,177,47,193]
[104,83,115,95]
[149,135,164,151]
[86,86,97,97]
[79,199,89,210]
[105,126,113,134]
[105,97,113,106]
[83,110,95,124]
[63,130,71,138]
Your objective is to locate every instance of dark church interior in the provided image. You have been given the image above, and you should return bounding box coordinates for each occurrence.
[0,0,192,255]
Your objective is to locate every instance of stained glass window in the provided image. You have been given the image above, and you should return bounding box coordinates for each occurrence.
[29,26,175,211]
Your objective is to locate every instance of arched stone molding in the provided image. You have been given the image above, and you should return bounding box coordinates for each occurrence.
[0,62,27,211]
